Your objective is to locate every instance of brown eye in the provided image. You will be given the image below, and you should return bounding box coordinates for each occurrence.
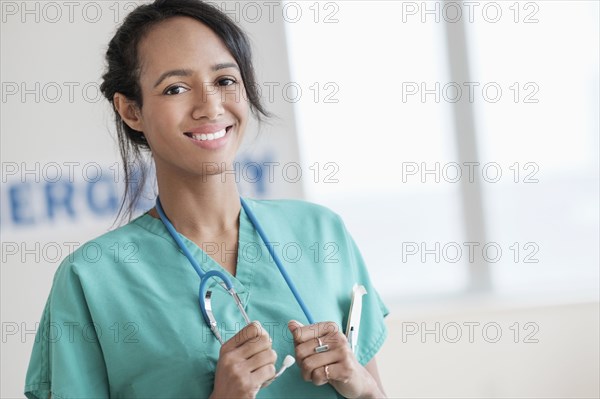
[164,85,189,95]
[218,78,237,87]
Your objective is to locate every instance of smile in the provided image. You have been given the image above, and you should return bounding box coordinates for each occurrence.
[188,128,227,141]
[184,125,233,150]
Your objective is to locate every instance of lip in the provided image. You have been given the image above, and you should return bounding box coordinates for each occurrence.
[185,125,233,150]
[186,123,232,135]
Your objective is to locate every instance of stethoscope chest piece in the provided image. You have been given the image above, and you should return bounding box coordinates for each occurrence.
[202,281,251,345]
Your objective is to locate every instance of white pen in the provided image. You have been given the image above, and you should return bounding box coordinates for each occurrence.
[345,284,367,354]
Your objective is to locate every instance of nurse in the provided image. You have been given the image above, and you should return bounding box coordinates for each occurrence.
[24,0,389,398]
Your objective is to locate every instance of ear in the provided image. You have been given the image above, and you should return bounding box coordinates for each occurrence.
[113,92,144,132]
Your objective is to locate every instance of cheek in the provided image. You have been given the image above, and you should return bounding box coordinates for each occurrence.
[143,102,185,133]
[231,96,250,125]
[233,84,249,113]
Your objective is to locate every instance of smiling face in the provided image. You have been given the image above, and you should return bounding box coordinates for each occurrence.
[123,16,249,179]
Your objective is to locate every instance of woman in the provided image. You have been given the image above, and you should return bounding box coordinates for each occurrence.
[24,1,389,397]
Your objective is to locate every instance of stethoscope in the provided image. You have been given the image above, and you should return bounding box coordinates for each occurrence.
[155,196,315,381]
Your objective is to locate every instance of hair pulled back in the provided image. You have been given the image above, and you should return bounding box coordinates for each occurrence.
[100,0,269,222]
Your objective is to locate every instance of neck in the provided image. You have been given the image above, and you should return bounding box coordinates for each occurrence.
[151,167,241,239]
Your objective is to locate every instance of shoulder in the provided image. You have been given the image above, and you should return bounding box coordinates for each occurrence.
[242,197,348,236]
[243,197,343,225]
[241,198,352,248]
[54,214,153,276]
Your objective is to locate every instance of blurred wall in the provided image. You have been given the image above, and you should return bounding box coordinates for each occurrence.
[380,300,600,398]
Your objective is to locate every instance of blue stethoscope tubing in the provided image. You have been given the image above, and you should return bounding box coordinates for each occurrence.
[155,196,315,330]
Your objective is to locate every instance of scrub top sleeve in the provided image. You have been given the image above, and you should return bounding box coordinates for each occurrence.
[339,218,390,366]
[24,260,110,399]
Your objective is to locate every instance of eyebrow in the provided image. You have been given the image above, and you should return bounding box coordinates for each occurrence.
[153,63,240,88]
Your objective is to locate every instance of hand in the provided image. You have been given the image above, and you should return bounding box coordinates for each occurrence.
[288,320,378,399]
[210,321,277,399]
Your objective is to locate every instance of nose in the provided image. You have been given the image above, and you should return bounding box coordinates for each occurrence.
[192,82,224,120]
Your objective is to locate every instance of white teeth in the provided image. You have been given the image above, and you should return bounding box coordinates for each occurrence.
[192,129,227,141]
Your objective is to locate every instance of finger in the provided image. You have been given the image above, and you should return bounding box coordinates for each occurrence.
[221,321,265,353]
[298,350,338,382]
[245,348,277,373]
[288,320,321,345]
[296,333,353,382]
[287,320,304,343]
[261,379,274,389]
[233,338,272,362]
[310,364,330,386]
[228,331,273,362]
[295,331,348,362]
[288,321,338,345]
[251,362,277,387]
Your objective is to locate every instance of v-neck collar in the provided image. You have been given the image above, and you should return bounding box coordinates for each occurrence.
[133,198,258,296]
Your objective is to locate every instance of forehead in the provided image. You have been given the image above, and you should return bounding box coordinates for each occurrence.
[137,16,235,78]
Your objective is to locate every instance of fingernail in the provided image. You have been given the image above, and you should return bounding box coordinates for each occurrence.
[289,320,304,327]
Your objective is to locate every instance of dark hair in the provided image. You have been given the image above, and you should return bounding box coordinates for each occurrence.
[100,0,270,223]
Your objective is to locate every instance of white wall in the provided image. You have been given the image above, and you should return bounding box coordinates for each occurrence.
[379,299,600,398]
[284,2,600,396]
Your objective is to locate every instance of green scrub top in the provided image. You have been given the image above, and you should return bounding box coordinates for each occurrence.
[25,198,389,399]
